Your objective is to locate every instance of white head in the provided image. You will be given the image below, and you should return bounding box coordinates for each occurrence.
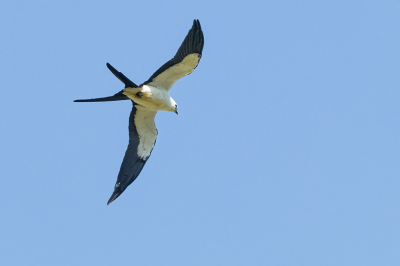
[170,97,178,114]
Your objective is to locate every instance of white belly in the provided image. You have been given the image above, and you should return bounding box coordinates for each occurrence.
[123,85,175,112]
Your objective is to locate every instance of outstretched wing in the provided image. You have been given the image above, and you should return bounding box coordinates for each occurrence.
[142,19,204,91]
[107,103,158,205]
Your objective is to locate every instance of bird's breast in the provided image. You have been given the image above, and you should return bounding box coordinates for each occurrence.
[124,85,174,112]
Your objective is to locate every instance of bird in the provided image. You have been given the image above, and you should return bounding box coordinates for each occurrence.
[74,20,204,205]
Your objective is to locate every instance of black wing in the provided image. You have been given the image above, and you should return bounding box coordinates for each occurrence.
[141,19,204,90]
[107,103,158,205]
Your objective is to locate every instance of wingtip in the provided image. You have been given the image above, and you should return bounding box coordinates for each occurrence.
[107,190,121,205]
[193,19,201,29]
[107,196,115,205]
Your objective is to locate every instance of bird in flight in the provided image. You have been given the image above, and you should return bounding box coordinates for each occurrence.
[75,20,204,205]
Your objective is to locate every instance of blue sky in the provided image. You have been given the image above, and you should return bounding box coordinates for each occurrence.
[1,0,399,265]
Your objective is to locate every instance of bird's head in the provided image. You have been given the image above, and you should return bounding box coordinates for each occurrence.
[169,97,178,115]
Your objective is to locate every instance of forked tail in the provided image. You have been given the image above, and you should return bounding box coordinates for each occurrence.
[74,63,138,102]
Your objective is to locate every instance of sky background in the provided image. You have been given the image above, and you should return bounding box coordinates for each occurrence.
[1,0,399,265]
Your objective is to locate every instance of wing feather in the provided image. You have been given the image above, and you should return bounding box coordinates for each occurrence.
[107,103,158,205]
[142,19,204,90]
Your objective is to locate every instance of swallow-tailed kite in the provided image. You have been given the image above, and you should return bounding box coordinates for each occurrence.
[75,20,204,205]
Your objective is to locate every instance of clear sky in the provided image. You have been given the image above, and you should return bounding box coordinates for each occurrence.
[1,0,399,265]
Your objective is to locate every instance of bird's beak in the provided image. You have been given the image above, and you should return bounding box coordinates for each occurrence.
[175,110,178,115]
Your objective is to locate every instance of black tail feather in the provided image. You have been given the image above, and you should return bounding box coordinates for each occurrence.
[107,63,138,88]
[74,90,129,102]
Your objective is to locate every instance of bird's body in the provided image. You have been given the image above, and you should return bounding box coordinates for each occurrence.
[123,85,176,112]
[75,20,204,205]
